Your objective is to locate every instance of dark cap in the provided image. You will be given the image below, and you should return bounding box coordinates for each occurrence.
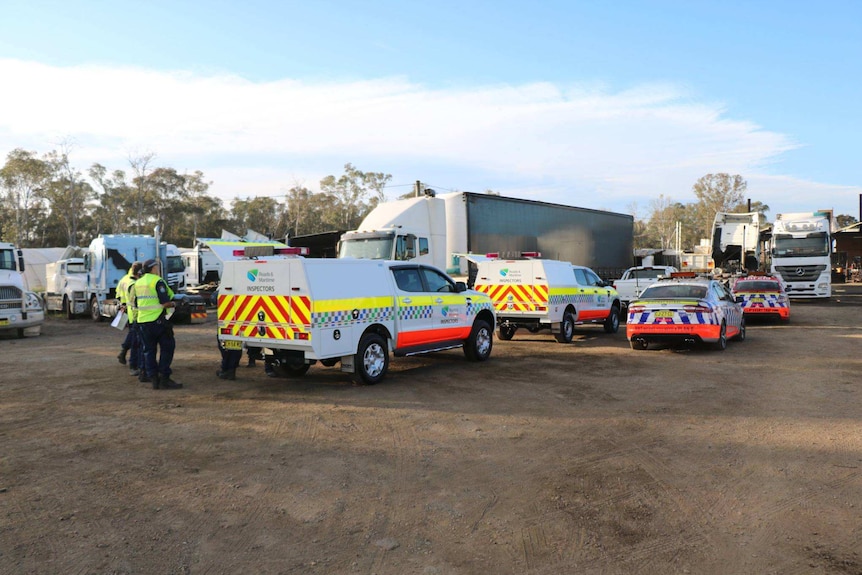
[143,259,159,272]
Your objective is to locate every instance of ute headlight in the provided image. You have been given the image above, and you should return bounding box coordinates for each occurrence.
[26,292,43,310]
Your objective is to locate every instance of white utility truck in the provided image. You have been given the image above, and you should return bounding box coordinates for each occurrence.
[338,189,634,282]
[770,211,833,299]
[612,265,678,309]
[473,256,621,343]
[0,242,44,337]
[217,246,496,384]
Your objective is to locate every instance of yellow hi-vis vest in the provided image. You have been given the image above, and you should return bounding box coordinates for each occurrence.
[127,278,139,324]
[116,270,135,305]
[134,273,172,324]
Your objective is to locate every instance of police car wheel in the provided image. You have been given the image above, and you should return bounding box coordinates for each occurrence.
[604,305,620,333]
[355,333,389,385]
[498,325,516,340]
[732,318,746,342]
[555,312,575,344]
[464,319,493,362]
[713,322,728,351]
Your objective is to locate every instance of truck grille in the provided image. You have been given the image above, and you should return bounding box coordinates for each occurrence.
[0,286,22,300]
[774,265,827,282]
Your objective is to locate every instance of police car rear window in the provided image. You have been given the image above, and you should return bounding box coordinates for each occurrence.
[735,280,780,292]
[640,285,708,299]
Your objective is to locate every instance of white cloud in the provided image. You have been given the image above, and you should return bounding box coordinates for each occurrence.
[0,57,858,217]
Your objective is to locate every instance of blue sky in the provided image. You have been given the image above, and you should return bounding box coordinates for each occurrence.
[1,0,860,221]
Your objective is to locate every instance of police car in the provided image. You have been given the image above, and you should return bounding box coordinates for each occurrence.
[626,273,745,350]
[731,273,790,321]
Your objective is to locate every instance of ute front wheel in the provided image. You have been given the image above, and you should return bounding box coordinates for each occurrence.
[354,333,389,385]
[464,319,493,362]
[604,304,620,333]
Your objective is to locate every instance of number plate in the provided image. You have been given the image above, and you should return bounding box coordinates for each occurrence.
[0,318,8,325]
[654,310,674,318]
[223,339,242,350]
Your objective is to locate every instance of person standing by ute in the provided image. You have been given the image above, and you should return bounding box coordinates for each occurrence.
[116,262,142,366]
[134,259,182,390]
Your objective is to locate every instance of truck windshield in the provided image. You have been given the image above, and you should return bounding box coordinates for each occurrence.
[0,249,15,270]
[339,237,393,260]
[66,262,86,274]
[166,256,185,274]
[773,233,829,257]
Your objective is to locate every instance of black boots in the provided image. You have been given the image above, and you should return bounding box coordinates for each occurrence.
[150,374,182,390]
[117,349,128,365]
[216,369,236,380]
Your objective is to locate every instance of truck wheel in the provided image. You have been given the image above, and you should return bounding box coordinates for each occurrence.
[555,312,575,344]
[604,304,620,333]
[63,296,74,320]
[16,328,25,339]
[464,319,493,362]
[354,333,389,385]
[90,298,103,322]
[498,325,516,340]
[713,322,727,351]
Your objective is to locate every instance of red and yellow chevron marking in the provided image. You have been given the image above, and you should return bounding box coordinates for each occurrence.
[189,311,207,324]
[217,294,311,340]
[474,283,548,312]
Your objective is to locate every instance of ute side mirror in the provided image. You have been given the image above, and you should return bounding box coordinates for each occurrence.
[455,281,467,293]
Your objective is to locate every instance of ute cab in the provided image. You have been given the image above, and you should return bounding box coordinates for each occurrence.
[731,273,790,321]
[217,246,496,384]
[473,254,621,343]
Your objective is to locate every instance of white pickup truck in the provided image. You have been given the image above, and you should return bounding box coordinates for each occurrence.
[217,247,496,384]
[612,265,678,309]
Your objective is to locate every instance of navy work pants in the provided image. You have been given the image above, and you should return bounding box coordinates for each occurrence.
[139,318,175,378]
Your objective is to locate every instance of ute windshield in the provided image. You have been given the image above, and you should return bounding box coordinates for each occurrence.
[339,237,394,260]
[639,284,708,299]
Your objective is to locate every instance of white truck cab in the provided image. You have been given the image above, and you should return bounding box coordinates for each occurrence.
[474,257,621,343]
[217,247,496,384]
[0,243,44,337]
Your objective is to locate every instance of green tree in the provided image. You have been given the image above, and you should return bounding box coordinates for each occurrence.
[836,214,858,229]
[691,173,747,241]
[89,163,134,235]
[43,146,95,246]
[319,163,392,229]
[0,148,52,245]
[230,196,285,239]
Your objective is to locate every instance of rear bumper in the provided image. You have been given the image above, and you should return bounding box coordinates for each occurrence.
[627,322,721,343]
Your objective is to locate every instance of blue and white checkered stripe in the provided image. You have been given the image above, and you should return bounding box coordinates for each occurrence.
[632,310,717,325]
[398,305,434,321]
[467,301,494,316]
[312,306,394,328]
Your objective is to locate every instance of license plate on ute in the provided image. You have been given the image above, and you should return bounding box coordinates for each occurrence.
[223,340,242,350]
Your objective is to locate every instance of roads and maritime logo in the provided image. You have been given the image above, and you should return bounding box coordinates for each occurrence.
[247,269,259,282]
[441,306,449,317]
[499,268,509,277]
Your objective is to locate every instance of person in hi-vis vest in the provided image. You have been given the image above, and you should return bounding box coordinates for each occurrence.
[134,259,182,390]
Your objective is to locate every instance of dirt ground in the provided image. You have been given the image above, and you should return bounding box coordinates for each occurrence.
[2,285,862,575]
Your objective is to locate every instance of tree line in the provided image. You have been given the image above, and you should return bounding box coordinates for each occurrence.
[1,146,855,251]
[0,147,391,248]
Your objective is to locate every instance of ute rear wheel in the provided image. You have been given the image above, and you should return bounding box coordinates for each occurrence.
[354,333,389,385]
[555,312,575,344]
[464,319,493,362]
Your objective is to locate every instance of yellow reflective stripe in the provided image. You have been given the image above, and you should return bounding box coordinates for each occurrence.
[313,296,394,313]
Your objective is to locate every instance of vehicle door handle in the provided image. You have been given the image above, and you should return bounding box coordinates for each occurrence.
[435,298,444,303]
[403,297,412,304]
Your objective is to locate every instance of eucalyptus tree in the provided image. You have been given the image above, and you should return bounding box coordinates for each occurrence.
[0,148,51,245]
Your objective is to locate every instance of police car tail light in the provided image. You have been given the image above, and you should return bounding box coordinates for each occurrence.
[683,304,710,313]
[628,305,645,313]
